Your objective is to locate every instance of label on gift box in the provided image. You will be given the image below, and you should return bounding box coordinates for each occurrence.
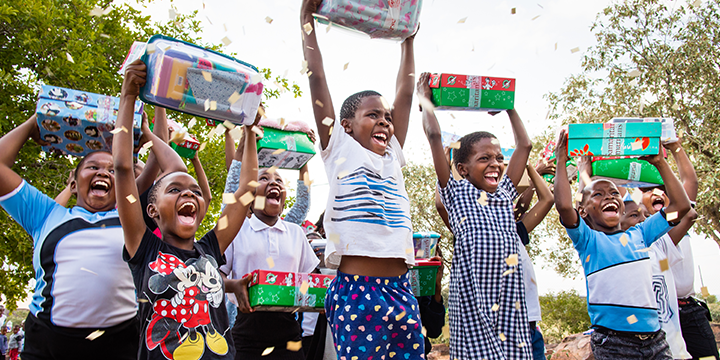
[429,73,515,111]
[628,162,642,181]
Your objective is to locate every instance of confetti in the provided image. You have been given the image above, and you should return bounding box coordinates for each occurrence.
[210,101,217,111]
[89,6,104,16]
[460,217,467,224]
[267,166,279,174]
[672,103,680,111]
[491,304,499,312]
[328,233,340,244]
[86,330,105,341]
[272,148,286,155]
[477,191,488,206]
[239,191,255,206]
[518,342,526,348]
[303,22,313,35]
[502,269,516,276]
[66,52,74,63]
[254,195,266,210]
[300,60,309,75]
[693,0,702,6]
[701,286,710,297]
[126,194,137,204]
[441,325,450,339]
[225,127,242,142]
[505,254,519,266]
[449,141,461,149]
[204,98,211,111]
[335,158,346,165]
[343,62,349,71]
[202,71,212,82]
[457,17,467,23]
[262,347,274,356]
[265,16,273,24]
[416,249,424,258]
[247,180,260,188]
[652,188,664,196]
[395,311,406,321]
[554,42,558,51]
[619,234,629,246]
[586,255,591,262]
[224,23,228,32]
[143,141,154,149]
[251,126,264,138]
[218,215,228,230]
[228,91,242,104]
[575,193,584,203]
[223,193,237,205]
[338,170,350,179]
[626,314,638,324]
[198,142,207,152]
[221,36,232,46]
[570,47,580,53]
[80,267,98,275]
[206,16,213,25]
[631,140,643,150]
[628,69,641,78]
[188,118,197,129]
[499,333,507,341]
[531,15,540,20]
[515,301,521,310]
[326,22,332,33]
[450,113,456,119]
[146,44,156,54]
[700,357,716,360]
[328,126,333,136]
[168,8,177,20]
[306,71,313,77]
[666,211,678,222]
[287,341,302,351]
[421,327,427,336]
[322,117,334,126]
[315,99,324,108]
[170,130,186,144]
[631,188,643,205]
[659,258,669,272]
[511,8,516,14]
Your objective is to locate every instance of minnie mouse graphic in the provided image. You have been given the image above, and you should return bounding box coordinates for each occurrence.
[145,252,228,360]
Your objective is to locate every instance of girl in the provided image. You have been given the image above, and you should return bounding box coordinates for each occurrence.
[113,59,258,360]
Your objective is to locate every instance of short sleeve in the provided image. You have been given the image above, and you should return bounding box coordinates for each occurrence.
[0,181,62,244]
[498,174,518,201]
[123,228,162,268]
[299,234,321,274]
[197,230,226,267]
[561,209,591,252]
[388,135,406,168]
[219,239,234,277]
[516,221,530,246]
[638,211,673,247]
[660,235,684,268]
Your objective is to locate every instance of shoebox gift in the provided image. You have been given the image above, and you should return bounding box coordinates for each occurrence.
[247,270,334,312]
[429,73,515,111]
[412,232,440,259]
[591,157,663,188]
[567,123,661,157]
[314,0,422,41]
[408,260,440,297]
[167,119,200,159]
[256,119,316,170]
[540,141,578,183]
[36,85,143,157]
[139,35,263,126]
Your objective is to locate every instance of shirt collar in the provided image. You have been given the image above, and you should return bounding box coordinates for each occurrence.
[249,214,288,232]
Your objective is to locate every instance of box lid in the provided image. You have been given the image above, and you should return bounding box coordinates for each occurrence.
[568,122,662,138]
[429,73,515,91]
[246,269,334,289]
[414,260,441,267]
[413,232,441,239]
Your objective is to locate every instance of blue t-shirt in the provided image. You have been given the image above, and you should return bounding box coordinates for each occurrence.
[564,210,673,333]
[0,181,136,328]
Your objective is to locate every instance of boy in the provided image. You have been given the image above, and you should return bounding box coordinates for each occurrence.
[554,129,691,360]
[7,325,21,360]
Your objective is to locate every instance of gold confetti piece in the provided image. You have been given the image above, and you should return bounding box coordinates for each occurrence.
[515,301,521,310]
[554,42,558,51]
[303,22,313,35]
[631,140,643,150]
[80,267,98,275]
[322,117,334,126]
[262,347,274,356]
[627,314,638,324]
[518,342,527,348]
[306,45,315,50]
[505,254,519,266]
[126,194,137,204]
[477,191,488,206]
[701,286,710,297]
[315,99,324,108]
[223,193,237,205]
[254,195,266,210]
[89,6,104,16]
[328,233,340,244]
[86,330,105,341]
[499,333,507,341]
[570,47,580,53]
[272,148,286,155]
[228,91,242,104]
[395,311,406,321]
[699,357,716,360]
[659,258,669,272]
[421,326,427,336]
[511,8,516,14]
[300,60,309,75]
[619,234,629,246]
[449,141,461,149]
[221,36,232,46]
[338,170,350,179]
[328,126,333,136]
[198,142,207,152]
[343,62,349,71]
[299,281,309,294]
[416,249,425,258]
[223,23,228,32]
[229,126,244,141]
[210,101,217,111]
[491,304,499,312]
[170,130,186,145]
[676,147,681,152]
[287,340,302,351]
[218,215,228,230]
[239,191,255,206]
[457,17,467,23]
[450,113,456,119]
[460,217,467,224]
[575,192,584,203]
[693,0,702,6]
[188,118,197,129]
[531,15,540,20]
[204,98,210,111]
[635,247,651,253]
[306,70,313,77]
[628,69,641,78]
[265,16,273,24]
[631,188,643,205]
[247,180,260,188]
[666,211,678,222]
[586,255,591,262]
[267,166,279,174]
[672,103,680,111]
[335,158,346,165]
[653,188,664,196]
[138,298,149,303]
[502,269,516,276]
[202,71,212,82]
[251,126,264,138]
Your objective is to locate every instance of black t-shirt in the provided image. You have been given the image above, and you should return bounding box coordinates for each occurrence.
[516,221,530,246]
[124,229,234,360]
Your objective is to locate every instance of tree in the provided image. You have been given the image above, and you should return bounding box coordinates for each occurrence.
[538,290,592,343]
[0,0,299,309]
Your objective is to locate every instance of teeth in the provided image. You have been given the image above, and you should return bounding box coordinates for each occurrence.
[179,203,196,212]
[92,180,109,189]
[602,203,617,211]
[373,133,387,140]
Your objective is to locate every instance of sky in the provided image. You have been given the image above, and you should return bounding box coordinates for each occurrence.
[16,0,720,308]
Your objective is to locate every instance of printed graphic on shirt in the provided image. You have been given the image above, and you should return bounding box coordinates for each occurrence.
[652,274,673,324]
[331,166,410,230]
[145,252,228,360]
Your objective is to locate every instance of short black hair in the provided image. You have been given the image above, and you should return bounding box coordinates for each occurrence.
[453,131,497,167]
[315,211,325,232]
[147,172,176,205]
[74,151,112,180]
[340,90,382,121]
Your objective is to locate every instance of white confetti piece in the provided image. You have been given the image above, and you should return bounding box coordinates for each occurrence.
[628,69,641,78]
[169,8,177,20]
[218,215,228,230]
[505,254,519,266]
[247,180,260,188]
[254,195,266,210]
[666,211,678,222]
[338,170,349,179]
[223,23,228,32]
[631,188,643,205]
[198,142,207,152]
[223,193,237,205]
[418,96,436,112]
[626,314,638,324]
[266,166,279,174]
[146,43,156,54]
[266,257,275,269]
[570,47,580,53]
[89,6,103,17]
[187,118,197,129]
[143,141,154,149]
[457,17,467,23]
[328,233,340,244]
[322,117,334,126]
[343,62,349,71]
[80,267,98,275]
[531,15,540,20]
[170,130,186,145]
[239,191,255,206]
[335,158,346,166]
[672,103,680,111]
[491,304,499,311]
[204,98,210,111]
[303,22,313,35]
[126,194,137,204]
[265,16,273,24]
[300,60,309,75]
[66,52,74,63]
[262,347,274,356]
[693,0,702,6]
[210,100,217,111]
[202,71,212,82]
[86,330,105,341]
[221,36,232,46]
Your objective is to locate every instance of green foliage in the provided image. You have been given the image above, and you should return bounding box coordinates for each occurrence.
[706,294,718,304]
[539,290,592,344]
[4,308,29,327]
[709,302,720,323]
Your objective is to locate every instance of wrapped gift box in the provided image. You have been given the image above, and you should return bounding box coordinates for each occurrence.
[168,119,200,159]
[412,232,439,259]
[36,85,143,157]
[408,260,440,297]
[610,117,677,144]
[247,270,335,312]
[314,0,422,40]
[567,123,661,157]
[591,158,663,188]
[257,127,316,170]
[139,35,263,126]
[429,73,515,111]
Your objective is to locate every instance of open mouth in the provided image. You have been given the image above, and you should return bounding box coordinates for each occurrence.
[651,197,665,212]
[485,172,500,186]
[371,132,388,146]
[602,202,619,217]
[265,187,283,205]
[177,202,197,225]
[89,179,110,197]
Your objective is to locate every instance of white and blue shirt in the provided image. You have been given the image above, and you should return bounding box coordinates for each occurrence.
[564,210,673,333]
[0,181,136,328]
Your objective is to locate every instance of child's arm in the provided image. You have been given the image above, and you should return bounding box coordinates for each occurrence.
[641,149,691,226]
[113,59,149,258]
[213,124,258,252]
[301,0,335,150]
[135,107,187,194]
[521,164,554,233]
[504,110,532,187]
[224,128,235,171]
[417,73,451,188]
[662,141,698,244]
[284,163,311,225]
[554,129,579,227]
[54,170,74,207]
[0,115,46,196]
[190,153,212,205]
[390,35,416,147]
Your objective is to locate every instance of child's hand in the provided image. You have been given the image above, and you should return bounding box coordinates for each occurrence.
[535,159,556,176]
[416,72,432,101]
[234,274,255,314]
[307,128,317,144]
[65,169,75,188]
[639,148,666,167]
[121,59,147,99]
[26,114,49,146]
[555,129,569,162]
[663,139,682,152]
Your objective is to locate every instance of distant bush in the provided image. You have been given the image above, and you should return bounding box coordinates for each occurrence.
[539,290,592,344]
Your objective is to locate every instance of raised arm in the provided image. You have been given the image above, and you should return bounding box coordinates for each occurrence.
[641,149,691,225]
[191,154,212,205]
[135,107,187,194]
[554,129,579,227]
[417,73,451,187]
[504,109,532,187]
[0,116,43,196]
[665,141,697,201]
[113,59,148,257]
[284,163,310,225]
[390,35,416,147]
[521,164,554,233]
[54,170,74,207]
[224,128,235,171]
[301,0,335,149]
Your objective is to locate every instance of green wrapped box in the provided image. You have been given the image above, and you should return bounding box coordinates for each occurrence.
[248,270,334,312]
[429,73,515,111]
[568,123,661,157]
[591,158,663,188]
[408,260,440,297]
[257,127,316,169]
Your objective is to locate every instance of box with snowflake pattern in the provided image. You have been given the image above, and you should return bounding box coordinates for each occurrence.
[247,269,335,312]
[567,123,661,157]
[408,260,441,297]
[428,73,515,111]
[591,158,663,188]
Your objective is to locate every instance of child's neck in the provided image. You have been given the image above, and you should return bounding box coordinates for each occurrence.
[162,233,195,251]
[254,212,280,227]
[589,219,623,234]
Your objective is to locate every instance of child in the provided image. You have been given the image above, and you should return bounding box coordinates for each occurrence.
[0,326,7,359]
[301,0,423,357]
[7,325,21,360]
[113,60,258,360]
[418,72,534,359]
[553,129,691,360]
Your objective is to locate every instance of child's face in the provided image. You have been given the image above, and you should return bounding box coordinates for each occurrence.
[579,180,624,231]
[72,152,116,212]
[620,201,649,230]
[341,96,394,156]
[255,169,286,218]
[641,187,668,215]
[150,172,207,240]
[457,138,505,193]
[12,326,19,334]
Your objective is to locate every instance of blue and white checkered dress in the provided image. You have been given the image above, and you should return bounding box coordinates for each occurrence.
[440,175,532,360]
